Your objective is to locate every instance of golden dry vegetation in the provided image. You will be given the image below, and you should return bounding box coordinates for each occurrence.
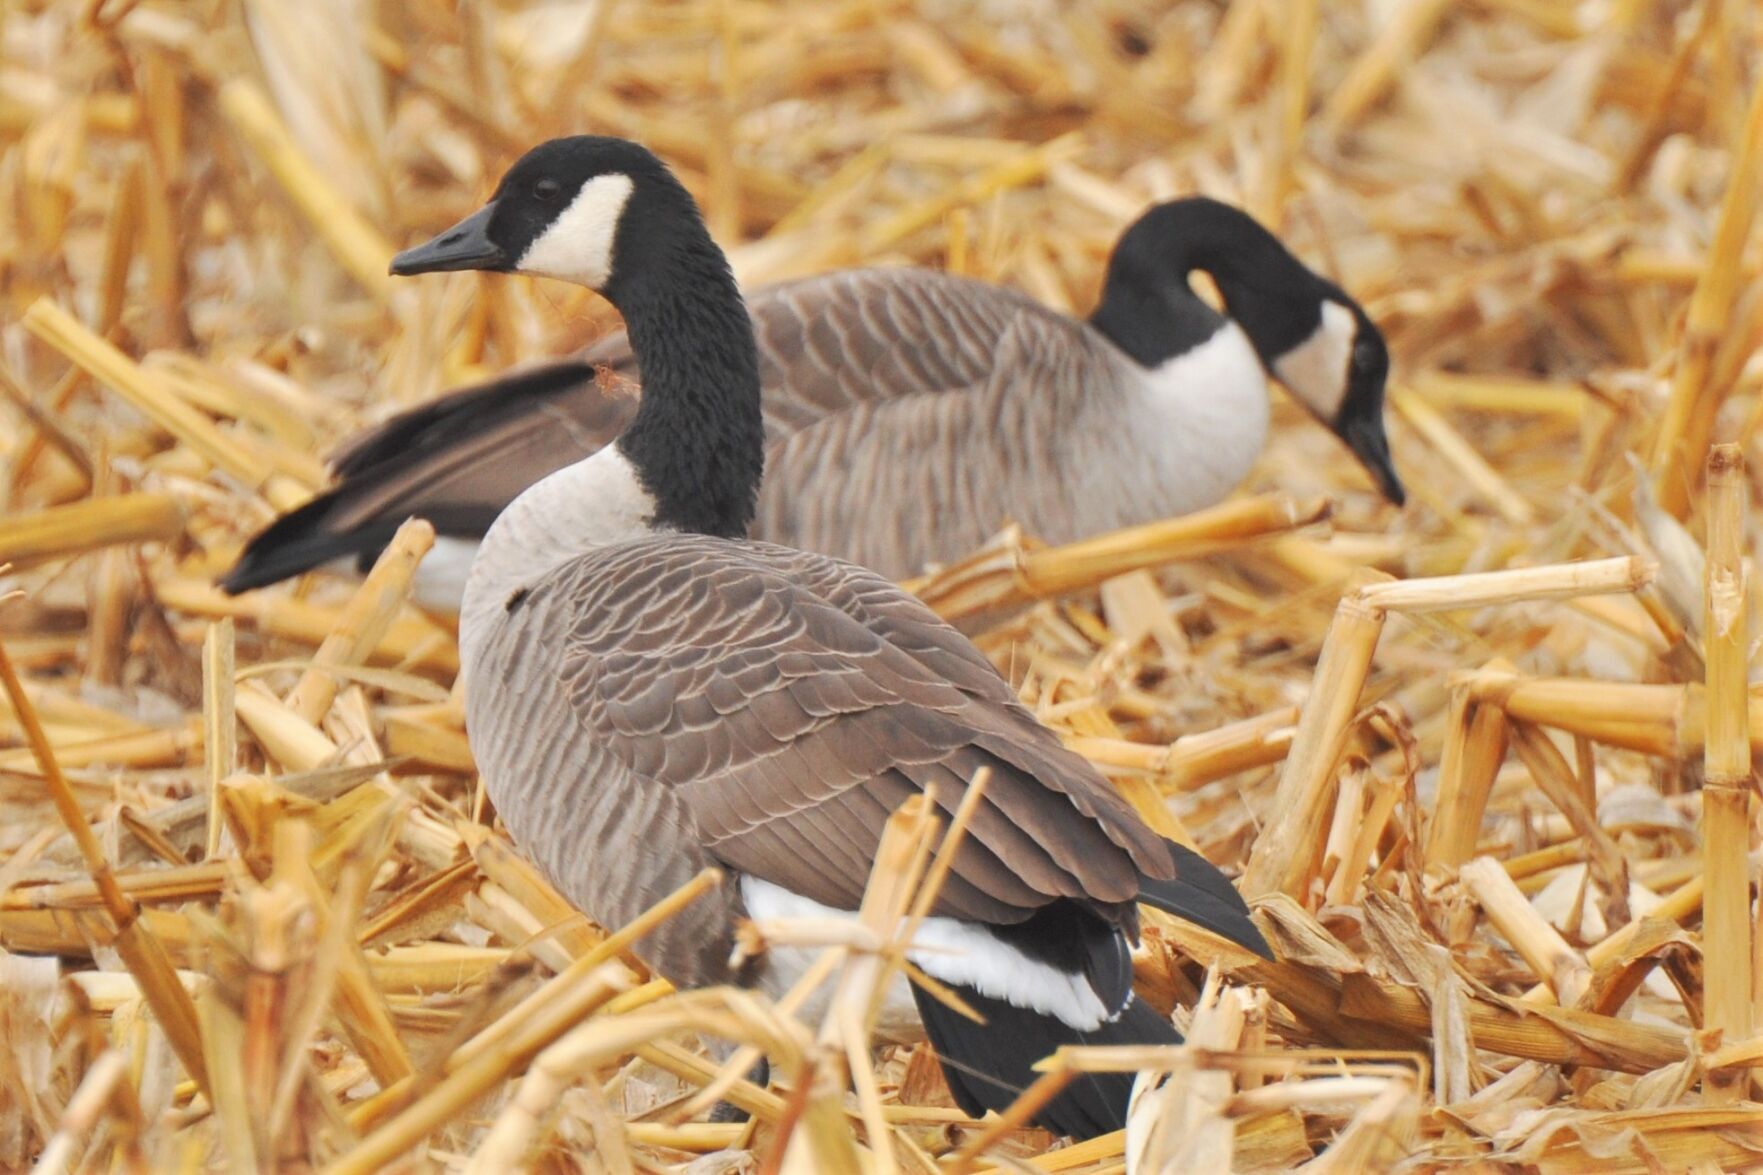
[2,0,1762,1171]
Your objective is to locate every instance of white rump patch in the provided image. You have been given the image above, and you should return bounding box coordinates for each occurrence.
[517,172,636,289]
[1272,299,1356,421]
[740,876,1115,1034]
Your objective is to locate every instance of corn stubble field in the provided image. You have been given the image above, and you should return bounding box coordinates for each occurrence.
[2,0,1762,1170]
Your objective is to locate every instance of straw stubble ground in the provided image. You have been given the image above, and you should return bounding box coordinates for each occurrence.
[1,0,1761,1170]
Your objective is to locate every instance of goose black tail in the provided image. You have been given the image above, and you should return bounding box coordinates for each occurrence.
[218,497,401,595]
[1137,838,1272,960]
[911,981,1178,1140]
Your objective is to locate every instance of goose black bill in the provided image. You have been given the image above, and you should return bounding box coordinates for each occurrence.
[1337,393,1405,506]
[390,202,507,275]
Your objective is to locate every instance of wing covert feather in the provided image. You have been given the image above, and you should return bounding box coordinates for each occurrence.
[579,267,1055,442]
[529,535,1170,923]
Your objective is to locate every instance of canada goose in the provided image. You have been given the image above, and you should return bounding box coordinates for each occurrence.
[389,135,1271,1139]
[222,195,1401,606]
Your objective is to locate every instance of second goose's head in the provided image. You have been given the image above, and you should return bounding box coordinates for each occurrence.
[390,135,708,303]
[1094,198,1404,505]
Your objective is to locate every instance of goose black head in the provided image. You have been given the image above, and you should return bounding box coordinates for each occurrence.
[1098,197,1404,505]
[391,136,700,300]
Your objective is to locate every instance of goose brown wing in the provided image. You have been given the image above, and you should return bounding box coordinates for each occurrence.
[742,268,1059,434]
[226,269,1076,593]
[574,267,1065,441]
[322,368,638,535]
[324,268,1057,538]
[751,307,1114,576]
[546,535,1172,924]
[221,367,638,593]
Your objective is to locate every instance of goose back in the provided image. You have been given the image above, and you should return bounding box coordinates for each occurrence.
[752,302,1264,574]
[465,532,1175,988]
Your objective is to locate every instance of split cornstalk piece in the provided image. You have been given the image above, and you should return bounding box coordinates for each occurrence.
[1425,663,1513,873]
[1652,81,1763,514]
[1463,673,1703,759]
[1242,590,1385,899]
[282,518,436,726]
[907,493,1329,620]
[1123,976,1246,1172]
[0,493,184,569]
[201,619,235,859]
[1699,443,1753,1101]
[1064,706,1298,792]
[1461,857,1592,1006]
[1356,556,1654,614]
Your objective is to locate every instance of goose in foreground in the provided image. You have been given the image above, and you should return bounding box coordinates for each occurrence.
[392,135,1271,1140]
[222,189,1401,606]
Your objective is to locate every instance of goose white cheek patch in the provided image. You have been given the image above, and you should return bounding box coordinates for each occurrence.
[1273,299,1356,420]
[517,172,636,289]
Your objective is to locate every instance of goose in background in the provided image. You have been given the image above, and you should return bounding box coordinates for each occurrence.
[222,189,1402,606]
[388,134,1272,1139]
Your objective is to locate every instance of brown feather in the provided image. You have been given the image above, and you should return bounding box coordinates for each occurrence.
[465,533,1172,983]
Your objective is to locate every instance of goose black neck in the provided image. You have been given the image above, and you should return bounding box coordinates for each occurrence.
[1089,197,1331,369]
[608,213,764,540]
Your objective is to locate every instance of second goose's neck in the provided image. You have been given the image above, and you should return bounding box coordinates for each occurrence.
[1089,197,1321,372]
[461,228,763,644]
[1087,275,1227,370]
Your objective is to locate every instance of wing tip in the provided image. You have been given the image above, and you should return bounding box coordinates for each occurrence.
[1141,839,1274,961]
[217,495,388,596]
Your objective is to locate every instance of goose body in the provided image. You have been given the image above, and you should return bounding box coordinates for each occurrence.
[222,199,1400,604]
[391,135,1271,1139]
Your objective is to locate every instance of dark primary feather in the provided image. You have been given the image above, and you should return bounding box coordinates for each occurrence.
[328,360,611,478]
[220,363,638,594]
[1140,839,1272,960]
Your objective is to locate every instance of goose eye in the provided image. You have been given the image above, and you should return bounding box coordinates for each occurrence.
[534,179,561,202]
